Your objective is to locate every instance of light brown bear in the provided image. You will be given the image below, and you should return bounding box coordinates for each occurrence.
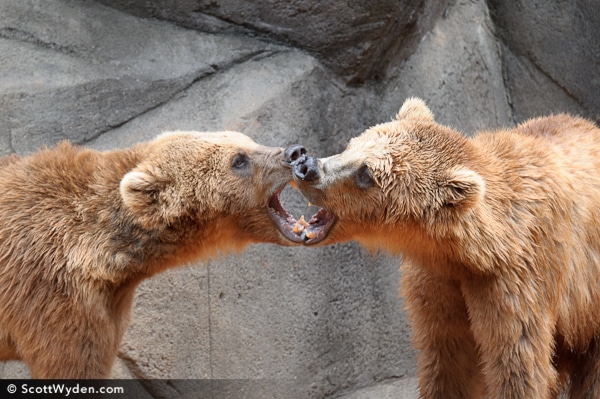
[284,98,600,398]
[0,130,298,379]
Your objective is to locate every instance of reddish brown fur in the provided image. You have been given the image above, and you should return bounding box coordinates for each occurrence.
[293,98,600,398]
[0,131,291,378]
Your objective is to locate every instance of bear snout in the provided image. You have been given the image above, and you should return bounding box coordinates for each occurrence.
[283,144,307,166]
[293,156,320,182]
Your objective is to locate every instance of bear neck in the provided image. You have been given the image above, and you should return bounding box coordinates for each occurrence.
[416,129,561,279]
[383,134,515,278]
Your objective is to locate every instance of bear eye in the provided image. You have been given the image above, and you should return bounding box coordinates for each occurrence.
[355,165,375,189]
[232,153,251,175]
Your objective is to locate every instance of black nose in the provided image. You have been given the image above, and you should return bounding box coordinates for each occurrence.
[284,144,307,165]
[294,156,320,182]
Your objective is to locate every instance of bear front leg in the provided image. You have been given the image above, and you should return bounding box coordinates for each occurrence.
[18,303,120,379]
[0,329,18,360]
[27,345,117,379]
[401,265,486,399]
[24,329,118,379]
[462,276,558,399]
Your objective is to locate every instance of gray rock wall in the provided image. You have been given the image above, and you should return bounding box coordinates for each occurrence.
[1,0,597,398]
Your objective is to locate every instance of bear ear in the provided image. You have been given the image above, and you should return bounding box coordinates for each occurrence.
[396,97,435,122]
[439,167,485,210]
[120,169,164,213]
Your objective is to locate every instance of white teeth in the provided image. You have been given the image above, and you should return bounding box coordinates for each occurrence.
[292,215,310,235]
[298,215,309,228]
[293,223,304,234]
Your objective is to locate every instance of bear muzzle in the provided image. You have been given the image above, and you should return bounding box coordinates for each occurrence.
[268,146,336,245]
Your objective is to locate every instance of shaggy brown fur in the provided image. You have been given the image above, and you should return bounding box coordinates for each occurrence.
[291,98,600,398]
[0,131,292,378]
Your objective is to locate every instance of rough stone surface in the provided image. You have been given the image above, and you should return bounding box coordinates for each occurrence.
[96,0,449,85]
[488,0,600,123]
[336,377,418,399]
[0,0,278,155]
[381,0,511,134]
[0,0,597,398]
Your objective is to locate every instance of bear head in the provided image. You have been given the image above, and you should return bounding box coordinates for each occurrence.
[286,98,486,251]
[119,131,299,254]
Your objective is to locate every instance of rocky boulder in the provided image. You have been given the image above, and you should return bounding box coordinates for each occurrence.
[488,0,600,123]
[96,0,449,85]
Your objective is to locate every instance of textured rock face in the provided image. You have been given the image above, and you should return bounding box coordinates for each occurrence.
[0,0,597,398]
[0,0,276,155]
[488,0,600,123]
[95,0,449,84]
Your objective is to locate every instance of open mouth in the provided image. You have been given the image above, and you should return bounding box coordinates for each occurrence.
[267,184,336,245]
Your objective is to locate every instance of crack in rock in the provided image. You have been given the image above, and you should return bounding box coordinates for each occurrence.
[0,27,80,56]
